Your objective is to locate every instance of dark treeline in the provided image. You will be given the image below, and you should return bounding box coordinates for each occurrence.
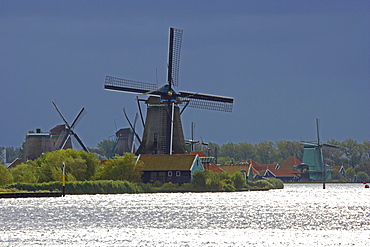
[202,139,370,168]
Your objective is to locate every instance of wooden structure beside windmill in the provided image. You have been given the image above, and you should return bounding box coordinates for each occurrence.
[104,27,234,155]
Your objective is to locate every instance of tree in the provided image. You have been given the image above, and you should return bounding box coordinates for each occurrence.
[98,139,115,158]
[232,171,246,189]
[11,163,38,183]
[23,149,99,183]
[276,140,303,162]
[323,139,344,166]
[356,171,370,183]
[0,163,13,185]
[354,160,370,176]
[341,139,363,168]
[345,167,356,181]
[5,146,23,163]
[361,141,370,162]
[254,141,278,164]
[219,142,238,162]
[235,142,255,162]
[94,153,143,182]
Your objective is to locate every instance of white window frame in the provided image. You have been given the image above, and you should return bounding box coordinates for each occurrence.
[176,171,181,177]
[168,171,173,177]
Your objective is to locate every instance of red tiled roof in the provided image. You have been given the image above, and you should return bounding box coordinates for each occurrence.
[266,168,297,177]
[190,151,207,157]
[280,156,302,170]
[203,162,224,174]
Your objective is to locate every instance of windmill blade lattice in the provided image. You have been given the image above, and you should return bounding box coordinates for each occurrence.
[105,76,158,95]
[167,27,183,87]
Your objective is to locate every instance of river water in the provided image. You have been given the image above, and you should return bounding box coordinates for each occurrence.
[0,183,369,246]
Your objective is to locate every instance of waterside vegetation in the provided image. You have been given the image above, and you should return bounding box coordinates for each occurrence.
[0,149,284,193]
[1,175,283,194]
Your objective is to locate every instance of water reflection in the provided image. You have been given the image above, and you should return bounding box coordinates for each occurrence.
[0,183,369,246]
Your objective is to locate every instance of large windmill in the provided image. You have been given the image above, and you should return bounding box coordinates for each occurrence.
[300,119,338,185]
[51,102,89,152]
[104,27,234,155]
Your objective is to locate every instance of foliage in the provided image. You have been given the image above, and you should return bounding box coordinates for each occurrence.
[94,153,143,182]
[341,139,363,168]
[89,139,115,159]
[345,167,356,181]
[356,172,370,183]
[10,149,99,183]
[330,168,346,182]
[266,178,284,189]
[0,163,13,185]
[192,170,249,191]
[3,180,153,194]
[276,140,304,163]
[323,139,344,166]
[232,172,246,189]
[246,178,283,189]
[11,163,38,183]
[254,141,278,164]
[354,160,370,176]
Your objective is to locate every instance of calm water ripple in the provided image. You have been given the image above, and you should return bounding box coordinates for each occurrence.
[0,183,369,246]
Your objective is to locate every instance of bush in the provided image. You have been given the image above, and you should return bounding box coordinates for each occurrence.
[0,163,13,185]
[356,172,370,183]
[232,172,246,189]
[266,178,284,189]
[94,153,143,182]
[3,180,154,194]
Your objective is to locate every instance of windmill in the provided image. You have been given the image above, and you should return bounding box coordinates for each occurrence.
[104,27,234,155]
[109,110,140,158]
[51,102,89,152]
[300,118,338,186]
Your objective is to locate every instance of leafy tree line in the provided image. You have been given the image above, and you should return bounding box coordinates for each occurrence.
[0,150,141,186]
[1,138,368,186]
[206,139,369,168]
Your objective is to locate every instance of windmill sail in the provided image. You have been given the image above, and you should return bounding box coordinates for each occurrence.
[52,102,89,152]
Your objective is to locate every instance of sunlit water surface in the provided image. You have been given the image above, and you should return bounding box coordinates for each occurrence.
[0,183,369,246]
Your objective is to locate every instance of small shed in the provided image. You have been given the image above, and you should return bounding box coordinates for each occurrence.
[138,154,204,184]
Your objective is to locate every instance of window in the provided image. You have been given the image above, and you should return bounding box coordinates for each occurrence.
[168,171,173,177]
[176,171,181,177]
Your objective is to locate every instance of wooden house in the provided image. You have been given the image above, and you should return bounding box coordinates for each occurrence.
[138,154,204,184]
[190,151,224,174]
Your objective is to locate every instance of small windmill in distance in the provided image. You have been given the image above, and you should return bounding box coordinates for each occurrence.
[51,102,89,152]
[300,118,339,188]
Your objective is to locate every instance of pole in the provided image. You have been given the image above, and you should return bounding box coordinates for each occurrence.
[169,102,174,155]
[62,162,66,197]
[316,118,325,189]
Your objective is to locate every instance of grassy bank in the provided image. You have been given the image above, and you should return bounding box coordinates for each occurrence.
[2,178,283,194]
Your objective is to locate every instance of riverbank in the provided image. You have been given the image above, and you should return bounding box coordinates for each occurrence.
[1,178,283,195]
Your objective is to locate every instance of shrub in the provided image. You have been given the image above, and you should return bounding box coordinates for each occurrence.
[356,172,370,183]
[94,153,143,182]
[0,163,13,185]
[232,172,246,189]
[266,178,284,189]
